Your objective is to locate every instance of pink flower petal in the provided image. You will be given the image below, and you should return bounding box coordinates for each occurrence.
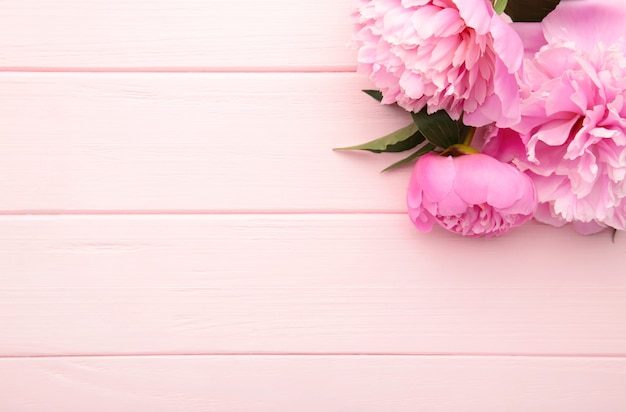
[453,154,528,209]
[490,13,523,74]
[511,22,546,56]
[437,190,470,216]
[413,153,456,201]
[533,202,568,228]
[454,0,491,34]
[481,128,527,163]
[407,153,537,237]
[543,0,626,53]
[572,220,608,235]
[352,0,523,126]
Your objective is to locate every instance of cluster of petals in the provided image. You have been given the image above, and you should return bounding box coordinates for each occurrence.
[407,153,537,237]
[486,0,626,233]
[352,0,523,127]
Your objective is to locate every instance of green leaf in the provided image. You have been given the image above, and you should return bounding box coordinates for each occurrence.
[334,123,424,153]
[504,0,560,22]
[362,89,384,102]
[410,108,460,149]
[381,143,437,172]
[492,0,508,14]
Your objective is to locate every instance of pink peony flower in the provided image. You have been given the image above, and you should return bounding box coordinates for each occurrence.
[491,0,626,234]
[407,153,537,237]
[352,0,523,127]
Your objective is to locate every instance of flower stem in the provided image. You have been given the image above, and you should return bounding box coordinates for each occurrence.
[440,127,479,156]
[462,127,476,147]
[441,144,479,156]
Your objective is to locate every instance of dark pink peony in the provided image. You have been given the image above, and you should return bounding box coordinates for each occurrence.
[407,153,537,237]
[352,0,523,127]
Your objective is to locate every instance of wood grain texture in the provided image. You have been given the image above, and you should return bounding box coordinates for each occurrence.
[0,72,411,213]
[3,0,626,406]
[1,215,624,289]
[0,0,356,70]
[1,215,625,356]
[1,356,626,411]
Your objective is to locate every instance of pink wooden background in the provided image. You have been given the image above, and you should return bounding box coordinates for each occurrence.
[1,1,626,410]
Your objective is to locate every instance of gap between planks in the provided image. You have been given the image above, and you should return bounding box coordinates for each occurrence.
[0,211,405,216]
[0,67,357,74]
[3,353,626,360]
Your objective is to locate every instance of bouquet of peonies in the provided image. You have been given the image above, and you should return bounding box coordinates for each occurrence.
[337,0,626,238]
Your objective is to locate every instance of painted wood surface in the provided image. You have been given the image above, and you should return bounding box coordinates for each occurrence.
[2,0,626,409]
[0,72,410,213]
[0,0,356,70]
[2,215,623,289]
[1,215,624,356]
[2,356,626,411]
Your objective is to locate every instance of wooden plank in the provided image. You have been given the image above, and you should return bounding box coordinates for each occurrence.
[1,355,625,411]
[1,215,625,356]
[0,72,410,212]
[3,286,626,356]
[0,0,356,70]
[1,215,624,289]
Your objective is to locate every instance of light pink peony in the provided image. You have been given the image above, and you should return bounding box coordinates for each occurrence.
[352,0,523,127]
[407,153,537,237]
[490,0,626,234]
